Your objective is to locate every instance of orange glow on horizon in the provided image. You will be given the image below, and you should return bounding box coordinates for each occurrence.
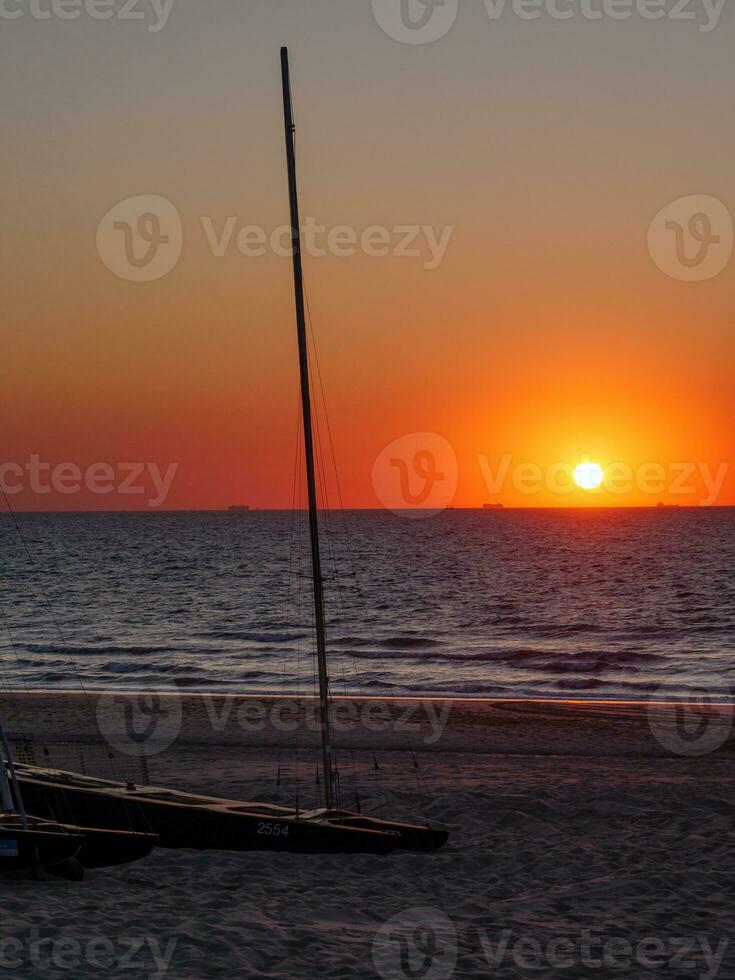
[3,27,733,513]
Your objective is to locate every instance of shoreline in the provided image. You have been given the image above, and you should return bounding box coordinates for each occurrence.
[3,690,733,760]
[4,690,735,704]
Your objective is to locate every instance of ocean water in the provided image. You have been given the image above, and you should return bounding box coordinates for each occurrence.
[0,508,733,700]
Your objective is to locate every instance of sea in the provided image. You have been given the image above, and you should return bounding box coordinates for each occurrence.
[0,508,733,701]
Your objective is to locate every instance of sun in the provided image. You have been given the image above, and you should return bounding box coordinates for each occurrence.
[573,461,604,491]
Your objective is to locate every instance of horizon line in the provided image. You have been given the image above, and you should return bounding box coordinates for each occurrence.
[2,505,733,516]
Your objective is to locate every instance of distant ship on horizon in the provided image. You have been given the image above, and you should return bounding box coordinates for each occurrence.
[227,505,251,513]
[483,503,504,510]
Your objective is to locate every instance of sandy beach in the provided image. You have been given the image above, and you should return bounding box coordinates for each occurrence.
[0,693,733,978]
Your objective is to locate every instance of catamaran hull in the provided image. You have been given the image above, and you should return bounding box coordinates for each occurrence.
[0,813,156,878]
[15,766,446,855]
[75,826,157,869]
[0,825,83,876]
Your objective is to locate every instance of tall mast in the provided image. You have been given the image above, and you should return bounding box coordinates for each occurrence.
[280,47,334,809]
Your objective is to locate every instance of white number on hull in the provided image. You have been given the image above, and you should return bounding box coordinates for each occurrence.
[257,822,289,837]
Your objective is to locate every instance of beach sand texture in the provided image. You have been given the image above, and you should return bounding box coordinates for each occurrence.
[1,694,733,979]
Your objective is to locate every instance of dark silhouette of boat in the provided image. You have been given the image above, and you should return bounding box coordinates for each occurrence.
[0,816,84,879]
[0,813,156,880]
[1,725,155,879]
[15,764,445,854]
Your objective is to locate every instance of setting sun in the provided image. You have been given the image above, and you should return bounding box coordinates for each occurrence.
[573,461,605,491]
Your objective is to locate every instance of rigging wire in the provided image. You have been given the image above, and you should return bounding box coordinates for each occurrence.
[0,492,149,830]
[0,582,75,825]
[302,287,429,814]
[276,402,304,803]
[0,493,100,731]
[308,366,377,813]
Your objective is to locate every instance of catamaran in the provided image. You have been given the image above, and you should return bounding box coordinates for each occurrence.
[0,720,156,879]
[9,49,448,857]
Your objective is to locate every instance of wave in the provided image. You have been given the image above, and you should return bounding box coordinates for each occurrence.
[22,643,187,657]
[507,624,605,638]
[331,635,444,650]
[194,631,309,644]
[339,645,663,671]
[378,636,444,649]
[98,661,208,675]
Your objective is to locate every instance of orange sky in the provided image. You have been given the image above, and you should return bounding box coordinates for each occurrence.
[2,4,733,511]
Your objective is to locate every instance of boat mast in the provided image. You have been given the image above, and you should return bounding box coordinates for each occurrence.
[280,47,334,809]
[0,719,28,828]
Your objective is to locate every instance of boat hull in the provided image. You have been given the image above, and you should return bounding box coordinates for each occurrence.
[0,823,83,876]
[15,765,446,855]
[75,826,157,869]
[0,812,156,877]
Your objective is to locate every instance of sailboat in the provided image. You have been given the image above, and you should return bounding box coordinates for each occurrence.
[10,49,448,857]
[0,720,156,879]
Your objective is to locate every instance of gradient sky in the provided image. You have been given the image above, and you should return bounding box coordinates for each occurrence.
[2,0,733,510]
